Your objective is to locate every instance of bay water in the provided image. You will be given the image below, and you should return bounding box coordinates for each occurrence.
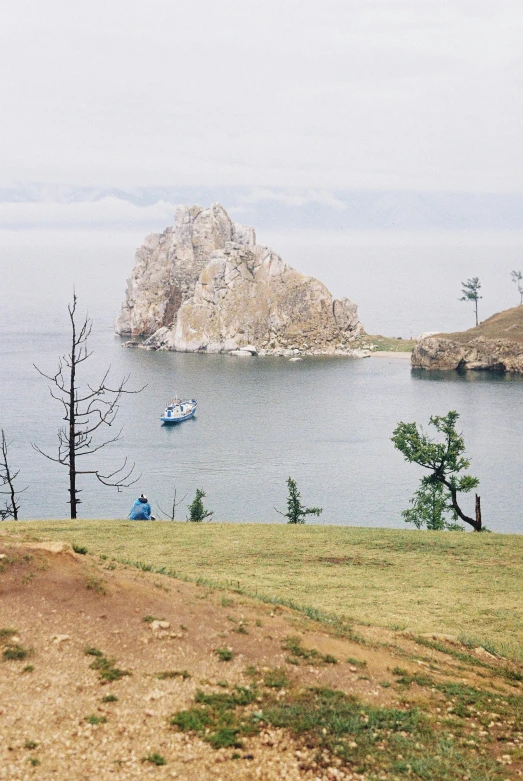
[1,227,522,532]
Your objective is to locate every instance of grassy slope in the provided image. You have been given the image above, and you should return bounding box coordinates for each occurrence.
[437,305,523,344]
[3,522,522,660]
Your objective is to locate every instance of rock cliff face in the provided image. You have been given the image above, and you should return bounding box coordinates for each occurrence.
[412,307,523,372]
[116,203,364,355]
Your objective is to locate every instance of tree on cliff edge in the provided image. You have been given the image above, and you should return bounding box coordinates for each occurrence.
[392,411,484,532]
[460,277,482,326]
[33,294,144,519]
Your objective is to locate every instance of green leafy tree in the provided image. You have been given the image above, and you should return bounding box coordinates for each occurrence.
[276,477,323,524]
[391,411,483,532]
[511,270,523,305]
[187,488,213,522]
[460,277,482,326]
[402,479,464,531]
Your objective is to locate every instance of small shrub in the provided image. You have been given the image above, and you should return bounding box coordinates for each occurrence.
[142,753,167,766]
[22,665,34,673]
[233,624,248,635]
[187,488,213,522]
[24,740,38,750]
[29,758,40,767]
[142,615,157,624]
[0,628,17,641]
[101,694,118,703]
[73,544,88,555]
[215,648,234,662]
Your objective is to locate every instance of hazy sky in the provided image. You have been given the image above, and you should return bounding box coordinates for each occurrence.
[2,0,523,194]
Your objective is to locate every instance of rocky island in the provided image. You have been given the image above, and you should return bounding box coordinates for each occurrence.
[116,203,365,356]
[412,306,523,372]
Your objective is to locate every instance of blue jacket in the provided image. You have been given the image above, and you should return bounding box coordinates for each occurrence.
[129,498,152,520]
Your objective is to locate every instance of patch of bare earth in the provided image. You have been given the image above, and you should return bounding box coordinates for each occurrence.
[0,540,521,780]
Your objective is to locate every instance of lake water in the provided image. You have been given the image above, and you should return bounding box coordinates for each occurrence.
[1,227,522,532]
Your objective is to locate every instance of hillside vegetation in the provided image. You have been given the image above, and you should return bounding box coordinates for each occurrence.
[1,534,522,780]
[438,305,523,344]
[3,522,522,661]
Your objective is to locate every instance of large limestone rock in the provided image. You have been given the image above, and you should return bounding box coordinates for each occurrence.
[115,203,254,337]
[116,203,364,354]
[412,307,523,372]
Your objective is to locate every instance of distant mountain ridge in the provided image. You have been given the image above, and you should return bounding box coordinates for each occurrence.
[3,186,523,231]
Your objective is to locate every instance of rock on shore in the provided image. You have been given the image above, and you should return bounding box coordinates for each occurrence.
[116,203,364,355]
[411,306,523,372]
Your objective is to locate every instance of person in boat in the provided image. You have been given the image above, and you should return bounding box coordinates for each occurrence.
[129,494,155,521]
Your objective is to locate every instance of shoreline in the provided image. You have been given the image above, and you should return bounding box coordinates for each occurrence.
[370,350,412,359]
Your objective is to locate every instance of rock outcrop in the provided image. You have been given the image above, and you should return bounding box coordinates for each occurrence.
[116,203,364,355]
[412,307,523,372]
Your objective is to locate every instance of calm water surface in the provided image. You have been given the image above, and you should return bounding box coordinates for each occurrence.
[1,323,522,533]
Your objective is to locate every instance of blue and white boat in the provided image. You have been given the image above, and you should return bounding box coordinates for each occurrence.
[161,397,197,424]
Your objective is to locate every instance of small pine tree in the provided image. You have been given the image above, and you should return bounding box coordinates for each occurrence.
[187,488,213,522]
[460,277,482,326]
[277,477,323,524]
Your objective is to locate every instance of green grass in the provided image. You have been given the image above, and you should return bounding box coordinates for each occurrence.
[3,521,523,660]
[142,753,167,766]
[85,714,107,725]
[215,648,234,662]
[3,644,28,661]
[170,682,514,779]
[84,647,131,682]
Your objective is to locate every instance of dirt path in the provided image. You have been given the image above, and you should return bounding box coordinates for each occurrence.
[0,539,521,780]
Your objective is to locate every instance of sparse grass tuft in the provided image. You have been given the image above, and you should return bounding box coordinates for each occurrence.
[23,740,38,750]
[85,576,106,595]
[142,753,167,766]
[347,656,367,667]
[87,649,131,682]
[155,670,190,680]
[84,646,103,657]
[28,758,40,767]
[282,636,338,665]
[3,644,28,661]
[101,694,118,703]
[0,628,17,641]
[22,665,34,673]
[215,648,234,662]
[263,668,290,689]
[85,714,107,725]
[73,544,88,554]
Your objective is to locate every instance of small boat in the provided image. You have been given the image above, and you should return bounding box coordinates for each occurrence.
[161,397,197,424]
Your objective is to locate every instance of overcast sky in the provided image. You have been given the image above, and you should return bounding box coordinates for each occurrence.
[1,0,523,196]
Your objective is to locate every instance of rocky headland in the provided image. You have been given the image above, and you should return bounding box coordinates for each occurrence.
[412,306,523,372]
[116,203,365,356]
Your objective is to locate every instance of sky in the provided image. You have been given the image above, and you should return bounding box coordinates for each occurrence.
[1,1,523,212]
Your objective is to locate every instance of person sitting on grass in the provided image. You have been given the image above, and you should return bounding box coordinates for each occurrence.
[129,494,155,520]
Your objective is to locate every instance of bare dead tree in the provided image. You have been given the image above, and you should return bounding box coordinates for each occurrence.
[0,429,26,520]
[157,484,188,521]
[32,294,145,519]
